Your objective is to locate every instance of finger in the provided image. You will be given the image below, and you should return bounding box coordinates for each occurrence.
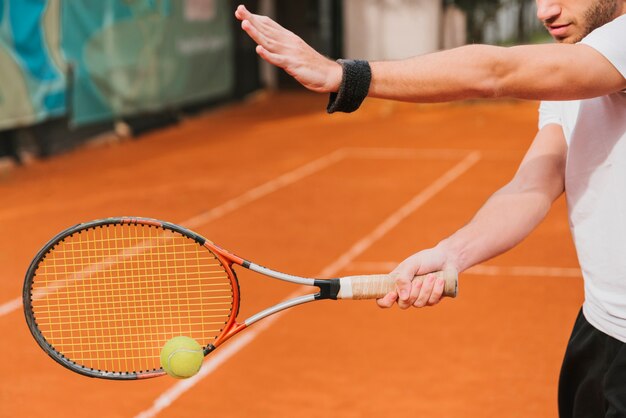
[241,19,269,48]
[426,278,445,306]
[257,14,287,32]
[398,279,420,310]
[234,5,248,20]
[235,5,260,25]
[406,276,423,307]
[236,6,292,41]
[376,292,398,309]
[413,274,436,308]
[238,7,273,32]
[394,272,413,305]
[256,45,286,68]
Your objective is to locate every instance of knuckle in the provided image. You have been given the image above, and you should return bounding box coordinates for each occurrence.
[395,275,411,285]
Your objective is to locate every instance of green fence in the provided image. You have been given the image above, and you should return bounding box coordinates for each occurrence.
[0,0,234,129]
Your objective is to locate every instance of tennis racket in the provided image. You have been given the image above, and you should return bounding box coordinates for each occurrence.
[23,217,458,380]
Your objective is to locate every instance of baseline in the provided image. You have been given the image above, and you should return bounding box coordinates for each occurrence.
[347,262,582,278]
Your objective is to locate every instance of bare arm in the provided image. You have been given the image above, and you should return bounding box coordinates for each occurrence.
[379,124,568,308]
[441,124,567,270]
[370,44,626,102]
[235,5,626,102]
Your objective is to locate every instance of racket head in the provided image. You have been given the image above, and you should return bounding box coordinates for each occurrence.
[23,217,240,380]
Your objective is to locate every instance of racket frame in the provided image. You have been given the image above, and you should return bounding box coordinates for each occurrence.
[23,217,339,380]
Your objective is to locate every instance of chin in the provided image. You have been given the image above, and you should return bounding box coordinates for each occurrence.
[550,32,584,44]
[559,37,579,44]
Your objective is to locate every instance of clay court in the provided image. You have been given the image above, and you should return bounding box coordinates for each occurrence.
[0,93,581,417]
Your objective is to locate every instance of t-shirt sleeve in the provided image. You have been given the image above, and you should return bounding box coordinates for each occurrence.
[538,100,562,129]
[580,14,626,78]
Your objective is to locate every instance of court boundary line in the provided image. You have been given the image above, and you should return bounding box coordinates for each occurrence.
[0,147,475,319]
[1,149,345,318]
[318,152,481,277]
[0,298,22,317]
[133,151,481,418]
[347,262,582,278]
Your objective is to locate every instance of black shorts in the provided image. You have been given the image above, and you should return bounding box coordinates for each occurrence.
[559,309,626,418]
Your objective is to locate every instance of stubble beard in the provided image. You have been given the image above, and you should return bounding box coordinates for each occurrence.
[567,0,620,43]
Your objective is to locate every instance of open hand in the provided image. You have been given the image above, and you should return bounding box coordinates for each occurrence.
[235,5,342,93]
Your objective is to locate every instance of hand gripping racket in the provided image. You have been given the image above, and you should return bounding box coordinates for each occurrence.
[23,217,458,380]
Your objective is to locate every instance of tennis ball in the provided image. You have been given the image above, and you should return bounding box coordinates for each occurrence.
[160,336,204,379]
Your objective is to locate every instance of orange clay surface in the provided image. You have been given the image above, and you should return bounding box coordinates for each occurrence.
[0,93,581,417]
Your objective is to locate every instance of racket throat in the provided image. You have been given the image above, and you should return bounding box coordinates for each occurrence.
[212,322,248,351]
[204,344,216,356]
[314,279,340,300]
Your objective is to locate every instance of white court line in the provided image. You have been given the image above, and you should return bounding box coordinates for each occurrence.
[0,298,22,317]
[0,149,348,319]
[134,289,299,418]
[134,151,481,418]
[1,147,474,319]
[181,149,347,230]
[134,303,289,418]
[347,262,582,278]
[318,151,481,278]
[345,147,471,160]
[466,264,582,278]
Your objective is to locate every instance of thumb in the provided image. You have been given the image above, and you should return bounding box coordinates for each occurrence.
[391,267,414,302]
[391,254,428,301]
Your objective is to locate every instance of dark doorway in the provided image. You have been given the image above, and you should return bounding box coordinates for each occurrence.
[232,0,262,98]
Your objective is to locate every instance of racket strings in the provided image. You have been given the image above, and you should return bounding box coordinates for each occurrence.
[29,223,234,374]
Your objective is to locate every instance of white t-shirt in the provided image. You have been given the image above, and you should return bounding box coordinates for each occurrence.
[538,14,626,342]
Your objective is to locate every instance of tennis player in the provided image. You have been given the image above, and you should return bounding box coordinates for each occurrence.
[236,1,626,416]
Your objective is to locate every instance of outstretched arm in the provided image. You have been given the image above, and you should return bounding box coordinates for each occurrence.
[369,44,625,102]
[378,124,567,309]
[235,5,626,102]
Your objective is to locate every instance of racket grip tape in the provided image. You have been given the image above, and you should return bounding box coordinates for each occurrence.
[337,269,458,300]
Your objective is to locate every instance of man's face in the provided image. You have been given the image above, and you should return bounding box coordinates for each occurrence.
[536,0,620,43]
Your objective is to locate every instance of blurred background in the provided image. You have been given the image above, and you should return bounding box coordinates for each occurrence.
[0,0,547,165]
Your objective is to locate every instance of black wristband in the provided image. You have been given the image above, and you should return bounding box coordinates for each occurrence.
[326,59,371,114]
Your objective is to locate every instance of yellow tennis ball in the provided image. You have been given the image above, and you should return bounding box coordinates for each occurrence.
[160,336,204,379]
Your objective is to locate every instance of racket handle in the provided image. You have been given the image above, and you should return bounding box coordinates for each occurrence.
[337,269,458,300]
